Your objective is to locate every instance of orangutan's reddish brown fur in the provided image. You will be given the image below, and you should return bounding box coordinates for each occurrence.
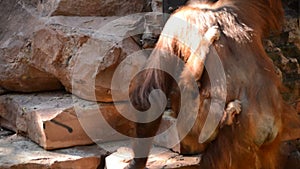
[127,0,300,169]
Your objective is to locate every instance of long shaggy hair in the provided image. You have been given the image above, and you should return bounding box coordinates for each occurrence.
[128,0,299,169]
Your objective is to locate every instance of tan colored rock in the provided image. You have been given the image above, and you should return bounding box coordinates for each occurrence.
[0,57,63,92]
[0,0,63,92]
[283,12,300,48]
[141,0,164,48]
[30,15,145,102]
[30,26,90,94]
[266,3,300,103]
[105,144,201,169]
[38,0,145,17]
[151,0,163,12]
[0,92,135,150]
[0,92,179,150]
[142,12,164,48]
[1,0,146,101]
[0,134,104,169]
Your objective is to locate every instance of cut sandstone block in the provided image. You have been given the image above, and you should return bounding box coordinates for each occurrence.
[0,92,135,150]
[105,144,201,169]
[30,15,145,102]
[0,92,177,150]
[0,134,104,169]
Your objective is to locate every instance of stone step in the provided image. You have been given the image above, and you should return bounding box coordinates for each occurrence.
[0,130,200,169]
[0,92,176,150]
[1,128,300,169]
[0,92,135,150]
[104,140,201,169]
[0,133,105,169]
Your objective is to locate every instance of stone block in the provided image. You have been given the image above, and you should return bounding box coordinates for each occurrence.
[0,134,104,169]
[38,0,145,17]
[0,0,63,92]
[105,144,201,169]
[0,0,146,102]
[0,92,135,150]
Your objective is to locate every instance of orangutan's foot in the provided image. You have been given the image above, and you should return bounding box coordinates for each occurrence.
[222,100,242,126]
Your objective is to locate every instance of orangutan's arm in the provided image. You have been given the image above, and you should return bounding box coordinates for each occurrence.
[179,26,220,90]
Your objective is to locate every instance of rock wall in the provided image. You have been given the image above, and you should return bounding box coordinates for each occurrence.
[38,0,146,16]
[0,0,298,103]
[0,0,148,102]
[266,0,300,107]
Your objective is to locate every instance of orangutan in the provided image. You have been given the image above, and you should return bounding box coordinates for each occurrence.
[127,0,299,168]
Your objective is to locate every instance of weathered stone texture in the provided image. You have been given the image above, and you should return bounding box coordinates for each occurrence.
[105,144,201,169]
[0,92,135,150]
[38,0,145,17]
[0,134,103,169]
[0,0,63,92]
[0,0,146,102]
